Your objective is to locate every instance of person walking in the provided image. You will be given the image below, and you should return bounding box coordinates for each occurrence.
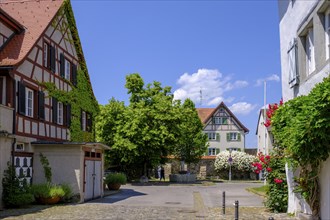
[160,166,165,181]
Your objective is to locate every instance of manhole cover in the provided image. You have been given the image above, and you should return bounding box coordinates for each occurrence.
[165,202,181,204]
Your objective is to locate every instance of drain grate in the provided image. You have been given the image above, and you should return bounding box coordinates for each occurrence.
[165,202,181,204]
[177,209,197,213]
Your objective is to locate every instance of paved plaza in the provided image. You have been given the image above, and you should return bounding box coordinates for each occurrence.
[0,182,298,219]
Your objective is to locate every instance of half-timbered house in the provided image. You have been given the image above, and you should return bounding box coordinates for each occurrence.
[197,102,249,156]
[0,0,108,208]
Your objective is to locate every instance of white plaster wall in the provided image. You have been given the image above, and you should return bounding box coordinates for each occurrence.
[27,47,38,61]
[0,105,13,132]
[32,146,82,197]
[279,0,330,217]
[17,60,33,78]
[279,0,318,101]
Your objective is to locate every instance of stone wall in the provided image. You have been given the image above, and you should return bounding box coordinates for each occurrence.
[165,158,217,179]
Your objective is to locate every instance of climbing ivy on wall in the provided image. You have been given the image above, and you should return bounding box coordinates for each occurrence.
[42,0,99,142]
[271,76,330,218]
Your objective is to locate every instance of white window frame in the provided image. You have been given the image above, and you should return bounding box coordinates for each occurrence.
[230,132,238,141]
[306,27,315,75]
[57,102,63,125]
[15,143,24,152]
[207,132,216,140]
[208,148,216,156]
[82,111,86,131]
[325,9,330,60]
[25,88,33,117]
[64,59,71,80]
[214,117,228,125]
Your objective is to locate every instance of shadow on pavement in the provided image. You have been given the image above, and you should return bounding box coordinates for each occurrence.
[90,188,146,204]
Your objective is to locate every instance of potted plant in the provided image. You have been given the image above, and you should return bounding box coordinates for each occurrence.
[104,173,127,190]
[31,183,65,204]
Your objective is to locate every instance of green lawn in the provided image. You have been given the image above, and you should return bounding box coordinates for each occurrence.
[246,185,268,197]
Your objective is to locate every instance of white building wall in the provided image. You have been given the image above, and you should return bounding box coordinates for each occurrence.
[278,0,330,218]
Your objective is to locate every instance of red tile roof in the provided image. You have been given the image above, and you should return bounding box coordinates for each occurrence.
[196,108,214,124]
[0,0,64,66]
[196,102,249,133]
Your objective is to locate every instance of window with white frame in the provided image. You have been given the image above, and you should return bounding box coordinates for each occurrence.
[25,88,33,117]
[207,132,216,140]
[306,28,315,75]
[82,111,86,131]
[208,148,216,156]
[230,132,238,141]
[65,59,71,80]
[214,117,228,125]
[57,102,63,125]
[325,9,330,60]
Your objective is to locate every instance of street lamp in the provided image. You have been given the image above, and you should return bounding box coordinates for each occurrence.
[228,149,233,181]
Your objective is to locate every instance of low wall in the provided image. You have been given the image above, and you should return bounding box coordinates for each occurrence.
[169,174,196,183]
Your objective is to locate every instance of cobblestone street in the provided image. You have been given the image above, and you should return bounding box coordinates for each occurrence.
[0,182,298,220]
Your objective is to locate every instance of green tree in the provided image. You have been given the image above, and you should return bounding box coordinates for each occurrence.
[97,74,181,177]
[96,98,126,169]
[173,99,208,168]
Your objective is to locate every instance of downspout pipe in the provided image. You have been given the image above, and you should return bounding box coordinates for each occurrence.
[11,74,16,167]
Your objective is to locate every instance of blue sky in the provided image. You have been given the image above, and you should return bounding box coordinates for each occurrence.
[71,0,282,148]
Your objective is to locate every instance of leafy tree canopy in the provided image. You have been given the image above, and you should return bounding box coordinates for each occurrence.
[97,74,207,177]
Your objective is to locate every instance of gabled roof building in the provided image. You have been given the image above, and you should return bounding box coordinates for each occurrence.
[197,102,249,157]
[0,0,108,208]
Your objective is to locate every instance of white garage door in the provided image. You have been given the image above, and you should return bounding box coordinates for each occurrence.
[84,160,102,201]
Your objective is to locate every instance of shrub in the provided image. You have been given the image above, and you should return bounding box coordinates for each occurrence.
[104,173,127,185]
[2,162,35,207]
[253,149,288,213]
[31,183,65,199]
[214,150,257,173]
[60,183,74,203]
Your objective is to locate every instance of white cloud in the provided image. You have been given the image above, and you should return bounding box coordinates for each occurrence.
[173,68,248,106]
[229,102,257,115]
[255,74,280,87]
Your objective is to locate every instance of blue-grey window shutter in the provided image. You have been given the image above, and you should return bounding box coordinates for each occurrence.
[216,133,220,141]
[38,91,45,120]
[66,104,71,127]
[71,64,77,86]
[18,81,26,115]
[52,97,58,123]
[288,38,299,88]
[50,46,56,73]
[60,53,65,78]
